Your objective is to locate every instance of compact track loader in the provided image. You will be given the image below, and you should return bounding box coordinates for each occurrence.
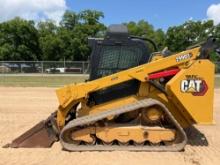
[4,25,220,151]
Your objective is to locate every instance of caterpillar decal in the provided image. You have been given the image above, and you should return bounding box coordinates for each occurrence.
[180,75,208,96]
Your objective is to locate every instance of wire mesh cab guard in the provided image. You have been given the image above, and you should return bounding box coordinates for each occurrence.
[88,24,151,104]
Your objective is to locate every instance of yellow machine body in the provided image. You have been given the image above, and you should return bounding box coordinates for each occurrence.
[56,47,214,128]
[167,60,214,125]
[6,36,217,151]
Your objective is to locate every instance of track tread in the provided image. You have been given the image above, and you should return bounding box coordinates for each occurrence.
[60,98,187,151]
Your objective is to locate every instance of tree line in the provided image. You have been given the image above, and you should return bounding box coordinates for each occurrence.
[0,10,219,61]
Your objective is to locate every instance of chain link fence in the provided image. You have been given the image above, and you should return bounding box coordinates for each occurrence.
[216,62,220,74]
[0,61,90,74]
[0,61,220,74]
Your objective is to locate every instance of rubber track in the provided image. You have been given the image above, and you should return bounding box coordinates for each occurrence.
[60,98,187,151]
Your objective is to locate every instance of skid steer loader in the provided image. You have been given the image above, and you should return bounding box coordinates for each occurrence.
[4,25,220,151]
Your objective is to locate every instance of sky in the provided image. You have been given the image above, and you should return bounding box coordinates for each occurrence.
[0,0,220,31]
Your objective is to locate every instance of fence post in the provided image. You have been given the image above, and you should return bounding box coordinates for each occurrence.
[82,61,85,74]
[20,63,22,73]
[41,61,44,74]
[0,61,3,74]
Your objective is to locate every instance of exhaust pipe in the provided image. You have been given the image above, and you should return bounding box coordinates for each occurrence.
[3,113,59,148]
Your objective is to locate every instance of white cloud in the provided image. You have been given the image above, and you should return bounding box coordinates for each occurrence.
[207,3,220,25]
[0,0,67,24]
[189,17,193,21]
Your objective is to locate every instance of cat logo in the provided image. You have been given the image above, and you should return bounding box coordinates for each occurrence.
[180,75,208,96]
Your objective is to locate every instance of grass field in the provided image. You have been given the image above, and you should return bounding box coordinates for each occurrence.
[216,77,220,88]
[0,75,219,87]
[0,75,88,87]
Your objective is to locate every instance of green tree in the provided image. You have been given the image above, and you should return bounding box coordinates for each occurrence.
[166,20,214,52]
[38,20,64,61]
[214,24,220,45]
[60,11,78,30]
[59,10,106,61]
[211,24,220,62]
[0,17,41,61]
[125,20,166,50]
[2,10,218,62]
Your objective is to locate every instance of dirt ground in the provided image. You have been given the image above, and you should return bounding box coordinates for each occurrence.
[0,87,220,165]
